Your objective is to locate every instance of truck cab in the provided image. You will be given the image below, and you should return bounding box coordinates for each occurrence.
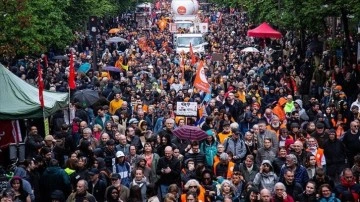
[173,33,207,54]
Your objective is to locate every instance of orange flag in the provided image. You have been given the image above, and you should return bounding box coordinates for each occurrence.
[180,57,185,75]
[193,61,210,93]
[189,43,196,65]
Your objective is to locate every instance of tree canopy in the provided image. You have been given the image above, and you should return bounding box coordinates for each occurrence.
[0,0,136,61]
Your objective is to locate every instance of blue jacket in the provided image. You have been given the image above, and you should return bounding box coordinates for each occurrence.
[279,165,309,187]
[113,162,131,187]
[200,140,218,167]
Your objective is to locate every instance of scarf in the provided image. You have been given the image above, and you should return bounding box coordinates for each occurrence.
[132,177,147,187]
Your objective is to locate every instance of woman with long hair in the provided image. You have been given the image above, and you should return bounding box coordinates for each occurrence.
[142,142,160,184]
[105,186,121,202]
[9,176,31,202]
[305,154,317,179]
[128,185,143,202]
[295,181,317,202]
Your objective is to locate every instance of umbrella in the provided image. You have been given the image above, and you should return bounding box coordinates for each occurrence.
[53,55,69,60]
[78,63,91,73]
[73,89,99,107]
[241,47,260,53]
[135,70,152,78]
[103,66,122,73]
[108,28,121,34]
[172,125,208,141]
[106,37,128,43]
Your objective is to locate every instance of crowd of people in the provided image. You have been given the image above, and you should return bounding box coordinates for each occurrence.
[1,0,360,201]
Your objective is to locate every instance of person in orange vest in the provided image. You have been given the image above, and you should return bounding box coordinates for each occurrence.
[216,121,232,144]
[266,115,286,138]
[213,144,225,169]
[306,137,325,168]
[180,179,206,202]
[213,153,235,180]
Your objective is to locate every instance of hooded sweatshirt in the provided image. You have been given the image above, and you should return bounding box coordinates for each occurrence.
[253,160,278,191]
[294,99,309,121]
[273,97,287,122]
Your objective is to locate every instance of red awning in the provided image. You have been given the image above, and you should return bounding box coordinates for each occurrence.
[247,22,282,39]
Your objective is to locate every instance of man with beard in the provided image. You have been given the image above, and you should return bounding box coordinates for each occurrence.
[342,121,360,167]
[266,115,286,137]
[257,120,278,149]
[66,179,96,202]
[306,137,326,168]
[25,126,44,159]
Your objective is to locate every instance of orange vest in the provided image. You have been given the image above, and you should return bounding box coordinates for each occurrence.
[213,161,235,180]
[217,132,232,144]
[315,148,324,167]
[307,148,324,167]
[180,185,206,202]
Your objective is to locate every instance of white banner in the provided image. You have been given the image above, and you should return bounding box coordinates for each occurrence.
[176,102,197,116]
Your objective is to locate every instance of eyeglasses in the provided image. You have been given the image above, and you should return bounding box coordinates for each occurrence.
[189,186,197,189]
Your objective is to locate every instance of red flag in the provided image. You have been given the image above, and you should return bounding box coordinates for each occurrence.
[189,43,196,65]
[193,61,210,93]
[68,52,76,89]
[37,61,44,108]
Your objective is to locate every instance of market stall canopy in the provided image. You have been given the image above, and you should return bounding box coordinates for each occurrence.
[247,22,282,39]
[0,64,69,120]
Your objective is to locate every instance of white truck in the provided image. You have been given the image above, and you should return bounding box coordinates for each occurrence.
[173,33,207,54]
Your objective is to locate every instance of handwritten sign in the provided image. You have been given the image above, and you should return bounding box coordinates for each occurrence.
[176,102,197,116]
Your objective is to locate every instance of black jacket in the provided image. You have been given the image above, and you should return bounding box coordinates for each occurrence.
[156,156,181,185]
[88,179,107,202]
[323,138,347,165]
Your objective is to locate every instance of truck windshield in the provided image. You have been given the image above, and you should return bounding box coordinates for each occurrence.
[176,23,193,29]
[177,37,203,47]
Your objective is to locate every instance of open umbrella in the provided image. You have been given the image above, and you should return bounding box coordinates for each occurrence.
[108,28,121,34]
[103,66,122,73]
[53,55,69,60]
[73,89,99,107]
[241,47,260,53]
[172,125,208,141]
[77,63,91,73]
[135,70,152,78]
[106,37,128,43]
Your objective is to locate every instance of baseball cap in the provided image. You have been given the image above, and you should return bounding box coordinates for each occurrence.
[116,151,125,158]
[111,173,121,180]
[88,168,99,175]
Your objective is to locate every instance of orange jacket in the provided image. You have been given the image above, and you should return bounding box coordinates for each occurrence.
[213,161,235,180]
[273,97,287,122]
[180,185,206,202]
[217,132,232,144]
[307,148,324,167]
